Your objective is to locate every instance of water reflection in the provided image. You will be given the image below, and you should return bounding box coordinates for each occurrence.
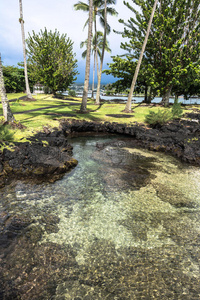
[0,135,200,299]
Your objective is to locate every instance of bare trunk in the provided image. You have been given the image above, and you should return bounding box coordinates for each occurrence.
[144,85,148,103]
[161,86,172,106]
[81,0,93,112]
[0,54,15,122]
[92,16,98,100]
[125,0,158,112]
[91,52,95,99]
[95,0,107,105]
[19,0,32,99]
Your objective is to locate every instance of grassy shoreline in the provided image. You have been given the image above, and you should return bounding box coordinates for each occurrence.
[0,92,195,143]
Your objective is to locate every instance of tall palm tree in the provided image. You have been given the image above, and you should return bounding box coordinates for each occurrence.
[19,0,33,99]
[80,31,111,98]
[74,0,117,102]
[74,0,117,35]
[81,0,93,112]
[0,54,15,122]
[124,0,159,112]
[95,0,107,105]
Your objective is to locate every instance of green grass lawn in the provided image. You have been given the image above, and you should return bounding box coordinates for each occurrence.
[0,93,191,142]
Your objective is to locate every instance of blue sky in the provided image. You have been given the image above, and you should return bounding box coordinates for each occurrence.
[0,0,135,84]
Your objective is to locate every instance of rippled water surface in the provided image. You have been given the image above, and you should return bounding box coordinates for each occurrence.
[1,135,200,299]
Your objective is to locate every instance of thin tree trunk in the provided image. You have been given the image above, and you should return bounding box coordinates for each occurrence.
[19,0,32,99]
[125,0,158,112]
[144,85,148,103]
[0,54,15,122]
[160,85,172,106]
[95,0,107,105]
[81,0,93,112]
[91,52,95,99]
[92,15,98,100]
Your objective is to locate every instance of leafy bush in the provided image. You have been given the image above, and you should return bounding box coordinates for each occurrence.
[0,125,14,142]
[68,89,76,97]
[171,99,183,119]
[145,109,173,127]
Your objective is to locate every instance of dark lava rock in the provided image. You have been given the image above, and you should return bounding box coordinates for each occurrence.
[0,129,78,188]
[60,118,200,165]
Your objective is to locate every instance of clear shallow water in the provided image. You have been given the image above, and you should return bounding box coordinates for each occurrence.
[1,135,200,299]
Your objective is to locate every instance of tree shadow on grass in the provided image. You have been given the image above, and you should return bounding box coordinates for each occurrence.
[106,114,134,118]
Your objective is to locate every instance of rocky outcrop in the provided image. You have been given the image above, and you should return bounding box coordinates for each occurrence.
[60,118,200,165]
[0,130,78,188]
[0,115,199,188]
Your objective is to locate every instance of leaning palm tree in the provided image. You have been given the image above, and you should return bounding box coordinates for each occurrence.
[81,31,111,98]
[124,0,159,112]
[81,0,93,112]
[19,0,33,99]
[0,54,15,122]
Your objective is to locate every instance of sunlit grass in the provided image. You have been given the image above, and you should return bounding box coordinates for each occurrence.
[0,93,190,142]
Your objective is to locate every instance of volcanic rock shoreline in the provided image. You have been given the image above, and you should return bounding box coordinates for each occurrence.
[0,129,78,188]
[0,114,200,188]
[60,115,200,165]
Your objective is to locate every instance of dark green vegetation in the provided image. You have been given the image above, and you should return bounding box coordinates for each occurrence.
[145,99,183,126]
[2,65,34,93]
[26,28,78,95]
[105,0,200,105]
[0,124,14,142]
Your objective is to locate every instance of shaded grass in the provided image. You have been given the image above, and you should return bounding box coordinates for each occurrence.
[0,93,190,142]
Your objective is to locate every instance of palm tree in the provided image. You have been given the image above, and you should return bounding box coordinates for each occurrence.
[81,0,93,112]
[124,0,159,112]
[95,0,107,105]
[0,54,15,122]
[74,0,117,102]
[74,0,117,35]
[80,31,111,98]
[19,0,33,99]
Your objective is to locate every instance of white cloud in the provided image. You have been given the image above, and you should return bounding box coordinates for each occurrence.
[0,0,136,81]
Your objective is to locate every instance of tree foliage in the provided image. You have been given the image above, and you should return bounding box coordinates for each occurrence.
[74,0,117,34]
[26,28,78,95]
[2,64,35,93]
[106,0,200,105]
[3,65,25,93]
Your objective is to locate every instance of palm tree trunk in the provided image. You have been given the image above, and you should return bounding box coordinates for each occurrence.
[81,0,93,112]
[92,51,96,99]
[95,0,107,105]
[0,54,15,122]
[92,15,98,100]
[19,0,32,99]
[124,0,158,112]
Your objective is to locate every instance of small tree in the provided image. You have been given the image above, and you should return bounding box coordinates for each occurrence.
[0,54,15,122]
[26,28,78,96]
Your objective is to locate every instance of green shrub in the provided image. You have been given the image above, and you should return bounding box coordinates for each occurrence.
[145,109,173,126]
[0,125,14,142]
[68,89,76,97]
[171,99,183,119]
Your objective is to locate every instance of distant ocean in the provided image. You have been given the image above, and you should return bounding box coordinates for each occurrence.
[67,84,200,105]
